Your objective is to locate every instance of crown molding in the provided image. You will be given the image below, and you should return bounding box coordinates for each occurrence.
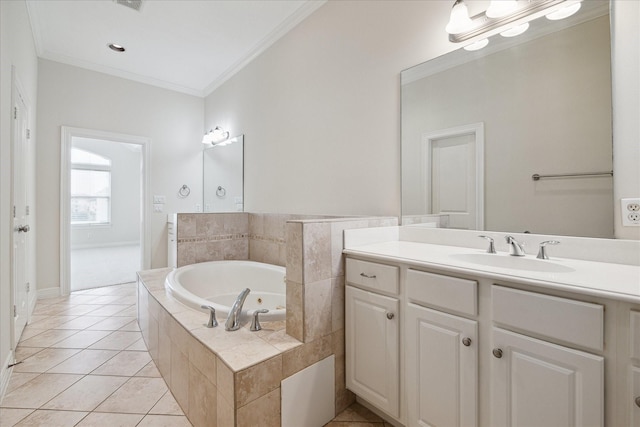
[203,0,327,96]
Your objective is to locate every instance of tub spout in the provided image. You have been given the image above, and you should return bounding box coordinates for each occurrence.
[225,288,251,331]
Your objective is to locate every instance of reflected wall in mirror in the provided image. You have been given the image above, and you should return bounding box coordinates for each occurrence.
[401,1,613,238]
[203,134,244,213]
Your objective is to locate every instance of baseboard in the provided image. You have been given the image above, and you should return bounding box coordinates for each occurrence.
[71,240,140,250]
[37,287,61,300]
[0,350,14,404]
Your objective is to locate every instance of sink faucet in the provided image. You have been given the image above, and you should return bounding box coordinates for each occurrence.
[505,235,526,256]
[225,288,251,331]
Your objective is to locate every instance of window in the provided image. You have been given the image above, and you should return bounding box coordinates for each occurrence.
[70,148,111,225]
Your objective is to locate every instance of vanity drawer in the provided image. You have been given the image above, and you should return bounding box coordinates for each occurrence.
[406,269,477,316]
[346,258,399,295]
[631,310,640,361]
[492,285,604,352]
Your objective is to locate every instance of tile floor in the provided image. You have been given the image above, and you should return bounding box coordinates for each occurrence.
[1,282,389,427]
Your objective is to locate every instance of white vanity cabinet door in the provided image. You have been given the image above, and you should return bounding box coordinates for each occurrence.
[490,328,604,427]
[632,367,640,427]
[406,303,477,427]
[345,285,400,418]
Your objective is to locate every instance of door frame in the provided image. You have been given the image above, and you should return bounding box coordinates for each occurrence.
[421,123,485,230]
[60,126,151,296]
[10,67,32,346]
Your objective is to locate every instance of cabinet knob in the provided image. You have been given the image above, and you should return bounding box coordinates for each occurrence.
[462,337,472,347]
[492,348,503,358]
[386,312,395,320]
[636,396,640,408]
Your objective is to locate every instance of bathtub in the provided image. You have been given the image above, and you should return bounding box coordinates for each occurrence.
[165,260,286,322]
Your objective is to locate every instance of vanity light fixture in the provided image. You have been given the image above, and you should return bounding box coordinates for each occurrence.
[202,126,230,146]
[463,39,489,51]
[447,0,583,49]
[108,43,126,52]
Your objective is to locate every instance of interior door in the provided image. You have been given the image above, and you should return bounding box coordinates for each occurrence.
[422,123,484,230]
[12,83,30,343]
[431,134,476,229]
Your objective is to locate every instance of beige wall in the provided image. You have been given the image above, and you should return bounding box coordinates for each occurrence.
[402,16,613,238]
[36,59,204,293]
[0,0,39,391]
[204,0,454,217]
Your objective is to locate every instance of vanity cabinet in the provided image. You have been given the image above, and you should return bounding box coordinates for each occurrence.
[490,285,605,426]
[490,327,604,427]
[406,303,478,427]
[630,310,640,426]
[345,258,400,418]
[343,251,640,427]
[405,269,478,427]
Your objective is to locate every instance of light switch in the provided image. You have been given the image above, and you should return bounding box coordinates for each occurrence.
[153,195,166,204]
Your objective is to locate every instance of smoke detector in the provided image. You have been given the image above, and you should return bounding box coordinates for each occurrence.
[113,0,143,12]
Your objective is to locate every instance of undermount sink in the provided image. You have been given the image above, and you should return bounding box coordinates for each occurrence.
[450,253,575,273]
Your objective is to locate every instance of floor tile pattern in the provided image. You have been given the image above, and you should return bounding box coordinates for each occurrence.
[2,282,386,427]
[1,283,190,427]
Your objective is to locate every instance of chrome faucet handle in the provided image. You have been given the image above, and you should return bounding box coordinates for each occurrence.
[537,240,560,260]
[478,235,496,254]
[250,309,269,332]
[505,235,526,256]
[201,305,218,328]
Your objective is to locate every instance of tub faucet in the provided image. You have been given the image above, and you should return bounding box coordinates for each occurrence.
[505,235,526,256]
[225,288,251,331]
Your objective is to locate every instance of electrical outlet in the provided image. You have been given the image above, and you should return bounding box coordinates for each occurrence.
[153,195,166,204]
[153,203,164,213]
[621,198,640,226]
[195,204,202,212]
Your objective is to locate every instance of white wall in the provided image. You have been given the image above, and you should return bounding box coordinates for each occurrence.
[0,0,38,392]
[36,59,204,293]
[70,138,141,248]
[612,0,640,240]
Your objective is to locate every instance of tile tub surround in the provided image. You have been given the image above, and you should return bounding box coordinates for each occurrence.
[150,213,397,425]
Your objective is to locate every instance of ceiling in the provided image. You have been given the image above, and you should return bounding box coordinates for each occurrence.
[25,0,325,97]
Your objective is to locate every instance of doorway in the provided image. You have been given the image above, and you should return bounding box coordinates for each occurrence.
[421,123,484,230]
[60,127,150,295]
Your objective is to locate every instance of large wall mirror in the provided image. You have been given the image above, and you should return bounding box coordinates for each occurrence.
[401,0,613,238]
[203,135,244,213]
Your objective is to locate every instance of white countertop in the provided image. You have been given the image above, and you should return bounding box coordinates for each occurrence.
[344,240,640,303]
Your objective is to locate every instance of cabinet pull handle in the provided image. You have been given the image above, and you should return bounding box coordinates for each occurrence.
[492,348,503,358]
[636,396,640,408]
[360,273,376,279]
[386,312,395,320]
[462,337,472,347]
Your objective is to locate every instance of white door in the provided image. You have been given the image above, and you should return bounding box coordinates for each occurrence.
[491,328,604,427]
[422,123,484,230]
[345,285,400,418]
[12,82,30,343]
[406,303,478,427]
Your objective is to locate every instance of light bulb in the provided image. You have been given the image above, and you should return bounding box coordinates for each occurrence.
[446,0,474,34]
[546,2,581,20]
[464,39,489,51]
[486,0,518,18]
[500,22,529,37]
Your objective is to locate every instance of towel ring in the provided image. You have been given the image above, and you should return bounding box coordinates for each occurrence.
[216,186,226,197]
[178,185,191,198]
